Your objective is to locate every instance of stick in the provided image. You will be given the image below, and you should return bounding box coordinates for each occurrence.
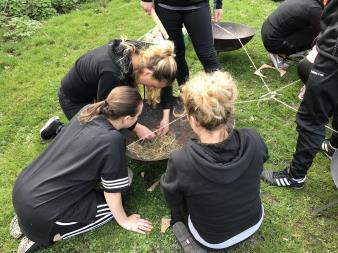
[151,9,169,39]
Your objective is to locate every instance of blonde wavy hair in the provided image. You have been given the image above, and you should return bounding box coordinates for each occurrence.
[181,71,238,131]
[120,39,177,105]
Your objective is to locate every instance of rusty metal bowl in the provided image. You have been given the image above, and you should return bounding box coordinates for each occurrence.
[124,98,196,163]
[212,22,256,52]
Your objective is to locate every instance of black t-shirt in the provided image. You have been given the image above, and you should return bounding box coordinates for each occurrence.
[161,128,268,245]
[263,0,323,41]
[12,113,129,245]
[60,40,173,109]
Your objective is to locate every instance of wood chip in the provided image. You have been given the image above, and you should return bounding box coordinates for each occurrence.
[147,180,160,192]
[254,63,286,78]
[161,217,171,233]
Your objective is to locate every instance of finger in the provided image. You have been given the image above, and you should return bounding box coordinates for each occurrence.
[141,223,153,230]
[140,225,153,232]
[134,214,141,219]
[139,219,153,225]
[134,228,146,234]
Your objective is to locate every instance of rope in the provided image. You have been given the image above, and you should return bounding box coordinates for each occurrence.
[272,97,338,134]
[214,23,271,93]
[260,79,300,98]
[127,114,187,147]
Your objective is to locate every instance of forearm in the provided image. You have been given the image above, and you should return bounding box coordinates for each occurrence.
[162,109,170,122]
[104,192,128,227]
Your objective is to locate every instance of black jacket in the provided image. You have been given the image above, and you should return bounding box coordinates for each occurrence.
[60,39,173,109]
[161,128,268,245]
[263,0,323,40]
[142,0,223,9]
[316,0,338,63]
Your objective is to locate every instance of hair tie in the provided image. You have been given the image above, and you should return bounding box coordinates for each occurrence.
[104,100,109,107]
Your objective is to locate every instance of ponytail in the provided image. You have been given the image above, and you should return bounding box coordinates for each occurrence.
[79,86,142,124]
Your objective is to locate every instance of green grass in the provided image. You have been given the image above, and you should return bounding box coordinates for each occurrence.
[0,0,337,252]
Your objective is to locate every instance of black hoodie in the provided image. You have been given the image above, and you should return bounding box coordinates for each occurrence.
[161,128,268,245]
[316,0,338,63]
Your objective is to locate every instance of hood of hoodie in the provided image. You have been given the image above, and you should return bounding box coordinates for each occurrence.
[186,129,258,184]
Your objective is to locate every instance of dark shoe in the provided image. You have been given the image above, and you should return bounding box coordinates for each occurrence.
[321,139,336,159]
[172,222,207,253]
[40,116,63,140]
[17,237,40,253]
[261,168,305,189]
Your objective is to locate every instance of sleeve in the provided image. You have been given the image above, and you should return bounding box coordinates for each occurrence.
[101,133,130,193]
[255,131,269,163]
[308,6,323,37]
[97,72,121,101]
[214,0,223,9]
[160,155,185,223]
[160,86,173,109]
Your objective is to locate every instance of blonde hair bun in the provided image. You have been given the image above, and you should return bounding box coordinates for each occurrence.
[182,71,238,130]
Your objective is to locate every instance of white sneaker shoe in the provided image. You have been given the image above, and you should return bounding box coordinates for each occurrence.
[10,215,23,239]
[17,236,39,253]
[269,53,289,70]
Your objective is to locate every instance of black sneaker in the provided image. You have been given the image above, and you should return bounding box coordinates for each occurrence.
[40,116,63,140]
[172,222,207,253]
[261,168,306,189]
[321,139,336,159]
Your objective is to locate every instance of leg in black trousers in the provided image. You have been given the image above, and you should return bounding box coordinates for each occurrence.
[155,4,220,86]
[290,55,338,178]
[155,5,189,85]
[182,5,220,73]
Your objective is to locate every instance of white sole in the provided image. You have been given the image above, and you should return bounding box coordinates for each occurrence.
[40,116,59,134]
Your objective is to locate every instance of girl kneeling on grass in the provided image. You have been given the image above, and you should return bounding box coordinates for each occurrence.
[161,71,269,252]
[40,39,177,141]
[12,86,153,253]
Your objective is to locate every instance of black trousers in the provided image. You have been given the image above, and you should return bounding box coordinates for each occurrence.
[290,55,338,178]
[297,57,313,84]
[58,88,89,120]
[261,21,317,56]
[52,190,113,241]
[155,4,220,85]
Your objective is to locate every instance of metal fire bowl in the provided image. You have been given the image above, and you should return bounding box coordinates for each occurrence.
[212,22,256,52]
[124,98,196,163]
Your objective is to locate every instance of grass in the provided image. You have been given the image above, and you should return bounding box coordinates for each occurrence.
[0,0,337,252]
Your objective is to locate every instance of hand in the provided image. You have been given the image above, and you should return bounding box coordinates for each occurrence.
[133,123,156,140]
[212,9,223,23]
[121,214,153,234]
[157,118,170,136]
[140,1,153,15]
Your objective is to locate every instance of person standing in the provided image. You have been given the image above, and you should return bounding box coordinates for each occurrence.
[140,0,221,86]
[261,0,338,188]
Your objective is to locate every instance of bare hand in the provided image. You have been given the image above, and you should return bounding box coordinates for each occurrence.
[121,214,153,234]
[140,1,153,15]
[212,9,223,23]
[157,118,170,136]
[133,123,156,140]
